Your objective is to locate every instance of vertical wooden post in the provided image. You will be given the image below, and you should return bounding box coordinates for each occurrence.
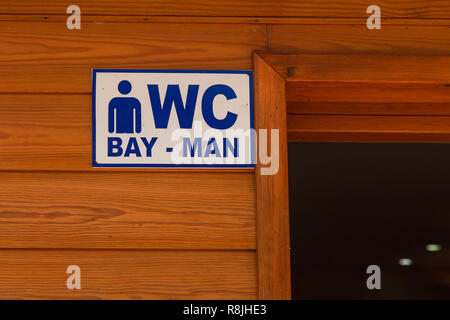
[254,52,291,299]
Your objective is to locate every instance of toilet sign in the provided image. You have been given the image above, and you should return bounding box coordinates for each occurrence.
[92,69,254,167]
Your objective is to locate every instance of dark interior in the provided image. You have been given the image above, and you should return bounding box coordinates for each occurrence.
[288,142,450,299]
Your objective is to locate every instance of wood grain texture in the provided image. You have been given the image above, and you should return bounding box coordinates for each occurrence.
[262,53,450,82]
[0,94,90,170]
[2,15,450,26]
[254,53,291,299]
[263,53,450,117]
[0,21,265,93]
[0,250,256,299]
[286,82,450,116]
[288,101,450,116]
[0,171,255,249]
[287,114,450,142]
[286,82,450,103]
[269,25,450,56]
[1,1,449,18]
[3,0,448,300]
[0,16,264,299]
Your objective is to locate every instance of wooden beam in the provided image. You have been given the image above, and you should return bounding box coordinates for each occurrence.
[269,24,450,56]
[0,171,255,249]
[0,21,265,93]
[1,1,450,18]
[2,15,450,25]
[287,114,450,142]
[260,53,450,83]
[254,52,291,299]
[0,250,256,299]
[286,81,450,116]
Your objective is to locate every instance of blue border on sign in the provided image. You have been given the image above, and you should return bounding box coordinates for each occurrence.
[92,69,255,168]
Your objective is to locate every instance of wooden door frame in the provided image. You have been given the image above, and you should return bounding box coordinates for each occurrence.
[254,52,291,300]
[253,51,450,299]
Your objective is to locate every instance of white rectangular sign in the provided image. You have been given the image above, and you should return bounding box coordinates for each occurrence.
[92,70,254,167]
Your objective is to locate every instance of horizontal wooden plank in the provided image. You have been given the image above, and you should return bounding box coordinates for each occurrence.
[288,101,450,116]
[0,94,255,171]
[0,21,265,93]
[268,25,450,57]
[287,115,450,142]
[0,94,90,170]
[263,53,450,83]
[0,171,255,249]
[1,1,449,18]
[286,82,450,103]
[0,249,256,299]
[2,15,450,26]
[286,82,450,115]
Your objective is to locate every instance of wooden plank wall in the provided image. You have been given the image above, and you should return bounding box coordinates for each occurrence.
[0,0,449,299]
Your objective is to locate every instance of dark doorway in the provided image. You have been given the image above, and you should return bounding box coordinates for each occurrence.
[288,142,450,299]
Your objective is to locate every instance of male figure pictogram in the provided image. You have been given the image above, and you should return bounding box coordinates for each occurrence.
[108,80,142,133]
